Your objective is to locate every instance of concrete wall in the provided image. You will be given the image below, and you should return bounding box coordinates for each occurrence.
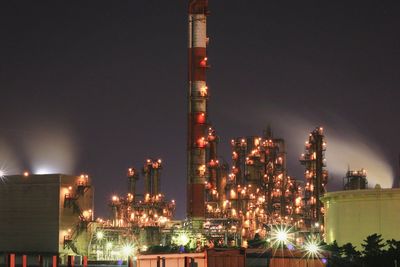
[322,188,400,249]
[0,175,60,253]
[0,174,94,256]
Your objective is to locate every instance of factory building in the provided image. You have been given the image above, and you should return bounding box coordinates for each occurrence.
[322,186,400,249]
[88,158,176,260]
[343,168,368,190]
[223,128,306,244]
[184,0,330,247]
[1,0,379,261]
[0,174,94,262]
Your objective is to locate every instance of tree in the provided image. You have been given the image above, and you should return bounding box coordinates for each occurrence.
[341,243,362,267]
[325,240,345,267]
[387,239,400,266]
[362,234,386,267]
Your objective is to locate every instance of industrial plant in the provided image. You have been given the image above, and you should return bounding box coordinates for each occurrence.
[0,0,399,266]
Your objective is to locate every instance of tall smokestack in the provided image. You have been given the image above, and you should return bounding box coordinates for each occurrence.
[187,0,209,224]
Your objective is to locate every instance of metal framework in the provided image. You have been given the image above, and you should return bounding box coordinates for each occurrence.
[300,127,328,229]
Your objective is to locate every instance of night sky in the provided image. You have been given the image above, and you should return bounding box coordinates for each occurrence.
[1,1,399,219]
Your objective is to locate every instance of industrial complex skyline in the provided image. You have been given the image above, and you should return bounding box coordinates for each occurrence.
[0,1,399,219]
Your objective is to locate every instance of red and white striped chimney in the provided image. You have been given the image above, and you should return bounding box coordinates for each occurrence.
[187,0,209,222]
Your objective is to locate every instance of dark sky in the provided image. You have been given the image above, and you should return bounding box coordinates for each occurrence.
[1,1,399,219]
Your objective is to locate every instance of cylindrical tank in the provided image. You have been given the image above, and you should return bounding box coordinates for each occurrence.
[321,187,400,249]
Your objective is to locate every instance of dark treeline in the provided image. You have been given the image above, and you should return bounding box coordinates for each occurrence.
[326,234,400,267]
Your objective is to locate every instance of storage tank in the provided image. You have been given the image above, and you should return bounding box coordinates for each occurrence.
[321,186,400,249]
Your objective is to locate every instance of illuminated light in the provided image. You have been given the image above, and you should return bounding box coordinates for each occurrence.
[277,230,287,242]
[172,232,190,246]
[82,210,91,219]
[197,137,207,148]
[270,225,294,248]
[23,171,29,177]
[198,165,206,176]
[112,195,119,202]
[196,113,206,124]
[200,57,208,67]
[231,209,237,217]
[303,238,323,258]
[68,186,72,191]
[35,167,52,175]
[106,242,113,250]
[122,244,135,256]
[302,234,324,258]
[96,231,104,240]
[0,169,6,179]
[200,86,208,96]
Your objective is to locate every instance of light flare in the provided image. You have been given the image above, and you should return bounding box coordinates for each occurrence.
[122,243,135,256]
[303,236,324,259]
[172,232,190,246]
[96,231,104,240]
[270,224,294,248]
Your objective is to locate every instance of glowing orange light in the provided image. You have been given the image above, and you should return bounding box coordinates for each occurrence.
[196,112,206,123]
[199,57,207,67]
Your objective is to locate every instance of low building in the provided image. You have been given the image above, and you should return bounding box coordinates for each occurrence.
[321,186,400,249]
[0,174,94,262]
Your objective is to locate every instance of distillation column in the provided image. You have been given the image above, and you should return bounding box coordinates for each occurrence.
[143,159,163,197]
[187,0,209,223]
[300,127,328,228]
[127,167,139,199]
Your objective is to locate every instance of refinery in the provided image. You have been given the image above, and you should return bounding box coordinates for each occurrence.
[1,0,400,267]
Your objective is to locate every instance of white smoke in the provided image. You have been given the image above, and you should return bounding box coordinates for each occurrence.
[23,125,78,175]
[326,130,393,188]
[0,138,22,175]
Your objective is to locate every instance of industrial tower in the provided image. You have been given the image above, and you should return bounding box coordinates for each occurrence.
[187,0,209,223]
[300,127,328,228]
